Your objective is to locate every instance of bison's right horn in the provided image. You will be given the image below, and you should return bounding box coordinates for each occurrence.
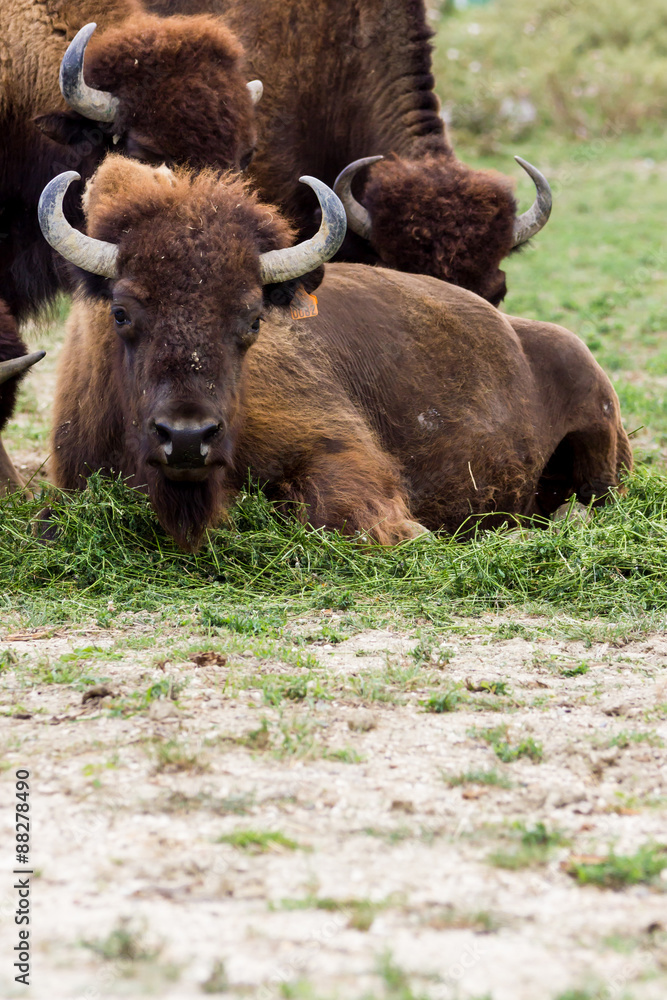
[0,352,45,386]
[247,80,263,105]
[333,156,384,241]
[259,177,347,284]
[38,172,119,278]
[60,23,120,123]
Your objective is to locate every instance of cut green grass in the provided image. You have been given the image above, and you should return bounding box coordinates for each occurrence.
[216,829,303,853]
[2,467,667,632]
[566,844,667,889]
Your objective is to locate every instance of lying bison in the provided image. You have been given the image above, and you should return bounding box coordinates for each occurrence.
[144,0,551,305]
[40,158,630,550]
[1,0,261,322]
[0,304,44,493]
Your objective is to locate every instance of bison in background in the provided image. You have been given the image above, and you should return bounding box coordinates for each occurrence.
[0,303,44,493]
[41,158,630,551]
[0,0,261,323]
[144,0,551,305]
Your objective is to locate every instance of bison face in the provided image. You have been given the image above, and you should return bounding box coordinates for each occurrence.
[109,277,261,489]
[35,15,260,176]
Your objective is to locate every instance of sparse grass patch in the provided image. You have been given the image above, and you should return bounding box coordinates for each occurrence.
[151,739,208,774]
[489,822,568,870]
[566,844,667,889]
[468,725,544,763]
[277,894,402,932]
[82,917,161,962]
[423,686,465,713]
[201,959,229,994]
[151,790,254,815]
[561,663,590,678]
[423,906,500,933]
[608,729,665,749]
[443,768,512,789]
[216,829,303,853]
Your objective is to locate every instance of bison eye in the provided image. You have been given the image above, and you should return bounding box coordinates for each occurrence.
[251,318,260,334]
[112,306,131,328]
[240,148,256,171]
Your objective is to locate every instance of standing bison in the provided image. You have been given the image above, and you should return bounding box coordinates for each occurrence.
[144,0,551,305]
[40,158,629,550]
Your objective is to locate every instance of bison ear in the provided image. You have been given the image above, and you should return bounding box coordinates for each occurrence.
[263,267,324,310]
[34,111,111,147]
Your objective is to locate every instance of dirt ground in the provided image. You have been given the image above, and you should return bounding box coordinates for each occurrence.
[1,618,666,999]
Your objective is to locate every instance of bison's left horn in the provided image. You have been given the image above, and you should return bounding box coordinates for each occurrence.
[247,80,263,105]
[259,177,347,284]
[512,157,552,247]
[0,352,45,386]
[333,156,384,241]
[60,23,120,123]
[38,172,119,278]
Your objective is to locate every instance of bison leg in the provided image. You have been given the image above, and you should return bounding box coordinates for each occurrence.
[535,421,631,516]
[278,445,426,545]
[0,302,44,494]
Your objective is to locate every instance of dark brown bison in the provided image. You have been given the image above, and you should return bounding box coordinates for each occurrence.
[40,157,629,551]
[0,303,44,492]
[144,0,551,306]
[0,0,261,323]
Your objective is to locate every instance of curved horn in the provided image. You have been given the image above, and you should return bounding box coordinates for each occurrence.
[0,352,45,386]
[38,172,119,278]
[247,80,263,105]
[60,23,120,123]
[512,156,552,247]
[259,177,347,285]
[333,156,383,241]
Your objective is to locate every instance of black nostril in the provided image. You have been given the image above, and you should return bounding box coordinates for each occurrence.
[151,419,222,468]
[201,422,221,443]
[154,422,172,446]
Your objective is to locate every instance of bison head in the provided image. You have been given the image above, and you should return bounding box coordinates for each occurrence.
[334,148,551,306]
[35,16,262,173]
[39,157,346,548]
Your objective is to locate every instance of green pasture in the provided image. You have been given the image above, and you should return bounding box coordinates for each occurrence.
[2,0,667,637]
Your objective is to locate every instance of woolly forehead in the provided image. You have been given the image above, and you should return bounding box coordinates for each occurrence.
[84,167,295,303]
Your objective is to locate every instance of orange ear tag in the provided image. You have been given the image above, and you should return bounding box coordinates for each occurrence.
[290,285,319,321]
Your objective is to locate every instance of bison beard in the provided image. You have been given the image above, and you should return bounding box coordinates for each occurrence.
[147,467,228,551]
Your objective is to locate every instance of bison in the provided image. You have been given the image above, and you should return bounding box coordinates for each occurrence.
[144,0,551,305]
[0,303,44,493]
[0,0,262,323]
[39,157,630,551]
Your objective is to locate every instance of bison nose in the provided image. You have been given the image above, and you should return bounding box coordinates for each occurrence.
[153,419,221,468]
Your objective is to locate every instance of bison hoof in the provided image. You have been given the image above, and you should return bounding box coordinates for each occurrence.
[550,500,592,529]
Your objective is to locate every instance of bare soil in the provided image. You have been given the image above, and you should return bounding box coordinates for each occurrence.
[1,620,666,999]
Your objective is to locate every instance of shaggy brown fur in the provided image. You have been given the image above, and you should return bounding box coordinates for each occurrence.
[52,158,631,550]
[0,0,256,322]
[145,0,521,303]
[0,298,30,491]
